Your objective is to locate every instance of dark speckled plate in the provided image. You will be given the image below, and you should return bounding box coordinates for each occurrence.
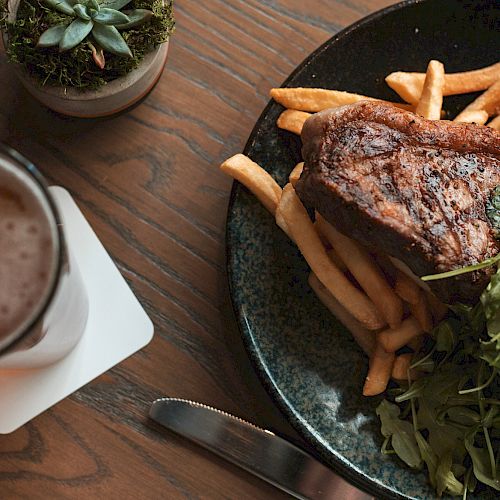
[226,1,499,498]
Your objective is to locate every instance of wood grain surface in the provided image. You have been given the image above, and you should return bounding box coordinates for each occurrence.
[0,0,393,497]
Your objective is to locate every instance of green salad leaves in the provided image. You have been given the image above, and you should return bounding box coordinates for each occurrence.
[378,265,500,497]
[486,186,500,241]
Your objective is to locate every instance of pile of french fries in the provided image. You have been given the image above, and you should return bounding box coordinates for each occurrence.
[221,60,500,396]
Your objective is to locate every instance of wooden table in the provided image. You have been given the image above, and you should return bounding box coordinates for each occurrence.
[0,0,393,497]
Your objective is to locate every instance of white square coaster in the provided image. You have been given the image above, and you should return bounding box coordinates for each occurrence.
[0,187,154,434]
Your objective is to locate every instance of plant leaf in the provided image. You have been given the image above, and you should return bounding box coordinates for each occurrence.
[43,0,75,16]
[116,9,153,29]
[445,406,481,426]
[91,23,132,57]
[415,431,438,487]
[470,302,487,333]
[93,7,130,25]
[391,424,422,469]
[89,42,105,69]
[482,267,500,340]
[422,254,500,282]
[376,400,422,468]
[73,3,91,20]
[422,370,462,407]
[435,451,464,496]
[434,319,458,353]
[417,397,466,460]
[377,400,400,437]
[36,24,67,47]
[449,302,473,321]
[486,185,500,240]
[59,18,93,51]
[480,347,500,369]
[395,378,427,403]
[100,0,132,10]
[480,266,500,373]
[464,432,500,490]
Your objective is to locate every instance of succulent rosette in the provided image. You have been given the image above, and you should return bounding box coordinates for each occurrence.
[37,0,153,68]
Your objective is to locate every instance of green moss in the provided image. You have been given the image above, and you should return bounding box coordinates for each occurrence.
[0,0,174,90]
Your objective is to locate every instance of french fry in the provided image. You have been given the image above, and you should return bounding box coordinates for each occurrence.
[394,269,421,305]
[327,248,347,272]
[308,272,376,356]
[389,257,432,293]
[313,220,331,249]
[316,215,403,329]
[488,115,500,131]
[385,61,500,104]
[377,316,423,353]
[270,88,414,113]
[278,185,385,329]
[455,79,500,121]
[275,205,293,240]
[453,110,489,125]
[220,154,281,215]
[372,252,398,282]
[392,353,421,381]
[363,342,395,396]
[409,292,433,333]
[415,60,445,120]
[277,109,311,135]
[289,162,304,187]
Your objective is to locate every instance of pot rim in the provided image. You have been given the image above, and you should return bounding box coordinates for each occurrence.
[13,42,168,101]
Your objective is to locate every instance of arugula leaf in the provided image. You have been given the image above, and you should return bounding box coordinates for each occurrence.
[464,432,500,491]
[421,255,500,282]
[479,266,500,373]
[480,347,500,370]
[376,400,422,469]
[444,407,481,426]
[486,185,500,240]
[481,266,500,342]
[434,319,458,353]
[435,451,464,496]
[395,378,427,403]
[418,398,466,461]
[415,430,438,487]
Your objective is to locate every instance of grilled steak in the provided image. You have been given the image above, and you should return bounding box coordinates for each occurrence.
[296,101,500,304]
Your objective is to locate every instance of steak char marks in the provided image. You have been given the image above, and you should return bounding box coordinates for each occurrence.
[295,101,500,304]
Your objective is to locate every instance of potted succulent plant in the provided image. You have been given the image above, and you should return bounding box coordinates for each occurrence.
[0,0,174,117]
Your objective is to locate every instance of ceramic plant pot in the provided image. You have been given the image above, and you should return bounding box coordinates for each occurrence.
[2,0,169,118]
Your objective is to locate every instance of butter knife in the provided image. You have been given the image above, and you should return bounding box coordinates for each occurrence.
[149,397,372,500]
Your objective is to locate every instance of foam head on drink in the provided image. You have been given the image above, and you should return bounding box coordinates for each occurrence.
[0,155,58,351]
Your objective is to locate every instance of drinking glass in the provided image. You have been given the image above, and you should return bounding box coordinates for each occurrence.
[0,144,89,369]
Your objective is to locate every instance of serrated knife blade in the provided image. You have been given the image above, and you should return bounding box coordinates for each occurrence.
[149,398,371,499]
